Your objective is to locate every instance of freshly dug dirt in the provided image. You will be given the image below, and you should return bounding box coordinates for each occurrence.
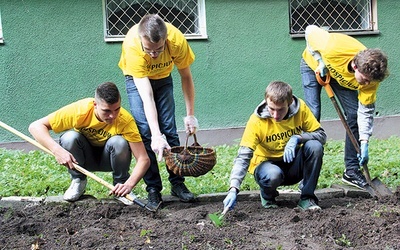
[1,188,400,250]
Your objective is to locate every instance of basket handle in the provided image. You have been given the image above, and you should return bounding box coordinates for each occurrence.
[185,133,200,148]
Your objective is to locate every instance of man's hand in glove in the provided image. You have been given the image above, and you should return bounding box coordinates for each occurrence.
[358,141,369,166]
[316,58,328,77]
[223,188,237,211]
[184,115,198,134]
[283,136,300,163]
[151,134,171,162]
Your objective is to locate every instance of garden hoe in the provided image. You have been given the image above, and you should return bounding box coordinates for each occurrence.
[0,120,160,213]
[315,72,393,198]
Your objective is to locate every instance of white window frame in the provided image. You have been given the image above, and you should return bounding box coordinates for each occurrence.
[102,0,207,42]
[289,0,379,38]
[0,10,4,44]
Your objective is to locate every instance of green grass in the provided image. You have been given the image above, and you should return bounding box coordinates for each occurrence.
[1,136,399,199]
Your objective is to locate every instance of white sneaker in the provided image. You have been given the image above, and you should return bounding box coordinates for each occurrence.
[63,178,87,201]
[114,192,135,206]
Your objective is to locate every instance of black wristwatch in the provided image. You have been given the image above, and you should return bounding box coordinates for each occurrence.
[228,187,239,194]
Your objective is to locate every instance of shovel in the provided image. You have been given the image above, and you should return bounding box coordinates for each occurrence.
[0,120,160,212]
[316,72,393,197]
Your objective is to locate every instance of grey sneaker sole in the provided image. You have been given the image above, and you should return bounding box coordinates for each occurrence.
[263,204,278,209]
[63,194,84,202]
[297,205,321,211]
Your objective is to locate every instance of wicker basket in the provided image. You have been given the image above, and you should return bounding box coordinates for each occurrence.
[164,134,217,177]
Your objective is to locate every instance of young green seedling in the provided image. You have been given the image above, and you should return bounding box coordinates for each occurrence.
[209,207,229,227]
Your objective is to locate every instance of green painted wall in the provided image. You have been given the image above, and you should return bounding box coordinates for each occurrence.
[1,0,399,143]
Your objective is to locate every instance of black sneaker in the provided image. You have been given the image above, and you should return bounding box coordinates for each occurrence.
[171,183,195,202]
[342,170,367,190]
[147,188,163,211]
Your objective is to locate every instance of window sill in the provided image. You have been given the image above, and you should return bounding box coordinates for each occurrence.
[290,30,381,39]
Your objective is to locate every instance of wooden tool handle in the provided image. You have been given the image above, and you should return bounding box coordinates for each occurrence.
[0,120,148,207]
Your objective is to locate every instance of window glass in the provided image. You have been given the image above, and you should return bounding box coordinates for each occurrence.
[103,0,207,42]
[289,0,377,37]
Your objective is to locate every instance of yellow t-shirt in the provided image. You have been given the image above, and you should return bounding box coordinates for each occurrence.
[118,23,195,79]
[240,99,321,174]
[302,26,379,105]
[48,98,142,147]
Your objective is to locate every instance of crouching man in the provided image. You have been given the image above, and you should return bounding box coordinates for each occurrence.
[223,81,326,211]
[29,82,150,205]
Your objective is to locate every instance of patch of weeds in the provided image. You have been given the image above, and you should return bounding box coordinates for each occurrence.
[140,229,152,244]
[373,209,382,217]
[224,238,233,245]
[140,229,152,237]
[373,205,400,218]
[182,231,197,244]
[335,234,351,247]
[189,234,196,243]
[2,207,14,220]
[208,212,225,227]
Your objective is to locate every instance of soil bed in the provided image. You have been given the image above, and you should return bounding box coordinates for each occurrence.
[1,188,400,249]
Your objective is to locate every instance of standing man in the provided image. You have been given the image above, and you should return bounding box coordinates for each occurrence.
[118,14,198,210]
[29,82,150,205]
[223,81,326,212]
[300,25,389,189]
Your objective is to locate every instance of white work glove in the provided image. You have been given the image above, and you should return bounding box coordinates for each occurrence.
[151,134,171,162]
[316,58,328,77]
[223,189,237,211]
[184,115,199,134]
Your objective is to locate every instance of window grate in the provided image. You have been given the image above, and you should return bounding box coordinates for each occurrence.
[289,0,374,35]
[103,0,207,42]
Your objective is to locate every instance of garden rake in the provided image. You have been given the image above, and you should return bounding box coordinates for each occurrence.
[0,120,160,212]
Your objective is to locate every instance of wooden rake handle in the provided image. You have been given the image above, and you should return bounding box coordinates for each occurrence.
[0,120,152,211]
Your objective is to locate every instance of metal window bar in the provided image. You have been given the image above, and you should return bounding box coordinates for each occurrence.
[289,0,373,34]
[103,0,205,41]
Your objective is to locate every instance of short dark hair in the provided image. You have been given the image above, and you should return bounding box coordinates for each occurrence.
[353,48,389,81]
[138,14,167,43]
[95,82,120,104]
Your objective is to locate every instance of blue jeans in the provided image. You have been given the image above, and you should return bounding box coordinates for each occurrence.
[300,58,360,171]
[59,131,132,185]
[125,75,184,193]
[254,140,323,201]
